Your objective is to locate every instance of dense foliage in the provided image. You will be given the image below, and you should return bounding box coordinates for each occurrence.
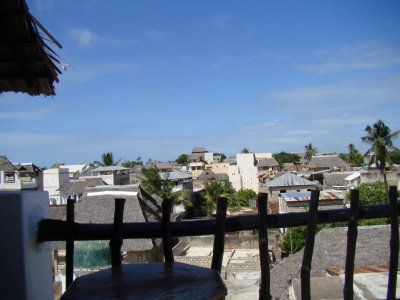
[140,168,191,206]
[283,181,390,254]
[94,152,122,166]
[345,181,387,205]
[304,143,317,161]
[273,152,300,169]
[389,149,400,165]
[232,189,257,208]
[74,240,110,268]
[121,157,143,168]
[176,154,189,165]
[362,120,399,197]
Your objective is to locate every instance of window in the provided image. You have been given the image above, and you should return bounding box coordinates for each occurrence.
[280,190,286,193]
[5,172,15,183]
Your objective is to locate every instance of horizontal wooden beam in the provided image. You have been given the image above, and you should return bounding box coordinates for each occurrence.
[38,203,397,242]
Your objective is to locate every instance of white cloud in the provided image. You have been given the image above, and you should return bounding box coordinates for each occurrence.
[69,28,138,47]
[69,28,98,47]
[210,14,234,29]
[61,61,136,84]
[144,29,166,42]
[0,107,55,121]
[209,57,232,70]
[294,42,400,74]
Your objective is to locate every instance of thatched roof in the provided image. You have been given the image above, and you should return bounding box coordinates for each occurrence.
[0,155,16,172]
[14,162,41,173]
[257,157,279,168]
[270,225,394,298]
[76,186,155,252]
[323,172,354,187]
[59,178,105,195]
[197,170,229,181]
[1,0,62,96]
[192,147,208,153]
[307,155,348,169]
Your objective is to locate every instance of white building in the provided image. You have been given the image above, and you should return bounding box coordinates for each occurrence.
[228,153,259,193]
[43,167,70,205]
[90,166,130,185]
[63,164,94,179]
[0,156,39,191]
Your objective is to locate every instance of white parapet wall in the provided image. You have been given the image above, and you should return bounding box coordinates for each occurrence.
[0,190,53,300]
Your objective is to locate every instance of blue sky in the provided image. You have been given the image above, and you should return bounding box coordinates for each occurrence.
[1,0,400,167]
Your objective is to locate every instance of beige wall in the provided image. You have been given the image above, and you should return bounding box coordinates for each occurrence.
[204,163,229,174]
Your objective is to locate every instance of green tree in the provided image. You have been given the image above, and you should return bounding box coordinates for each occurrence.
[176,154,189,165]
[94,152,121,166]
[346,181,388,226]
[203,180,234,216]
[347,143,363,167]
[362,120,399,197]
[141,168,162,194]
[121,157,143,168]
[282,226,308,254]
[273,152,300,169]
[304,143,317,161]
[389,149,400,165]
[141,168,191,206]
[241,147,250,153]
[346,181,387,206]
[230,189,257,209]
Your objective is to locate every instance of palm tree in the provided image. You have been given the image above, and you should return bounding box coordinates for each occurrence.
[141,168,192,206]
[241,147,250,153]
[94,152,122,166]
[304,143,317,161]
[203,180,234,216]
[362,120,399,198]
[347,143,363,167]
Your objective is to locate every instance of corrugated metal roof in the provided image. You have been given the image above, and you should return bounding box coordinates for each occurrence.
[266,172,316,187]
[281,190,344,202]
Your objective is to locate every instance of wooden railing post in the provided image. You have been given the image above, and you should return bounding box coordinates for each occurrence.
[300,190,320,300]
[344,189,359,300]
[161,198,174,263]
[110,198,126,267]
[66,197,76,288]
[211,197,228,273]
[387,186,399,300]
[257,193,271,300]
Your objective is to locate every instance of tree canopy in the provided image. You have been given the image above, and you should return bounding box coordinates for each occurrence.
[273,152,300,168]
[362,119,399,196]
[304,143,317,161]
[241,147,250,153]
[342,143,363,167]
[93,152,121,166]
[176,154,189,165]
[121,157,143,168]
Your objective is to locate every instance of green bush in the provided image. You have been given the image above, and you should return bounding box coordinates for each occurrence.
[74,240,111,268]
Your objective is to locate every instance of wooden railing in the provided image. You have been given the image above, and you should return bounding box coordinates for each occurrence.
[38,186,399,300]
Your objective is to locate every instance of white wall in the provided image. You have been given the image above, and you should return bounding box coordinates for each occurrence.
[237,153,259,193]
[228,165,242,191]
[0,190,53,299]
[204,152,214,164]
[43,168,69,196]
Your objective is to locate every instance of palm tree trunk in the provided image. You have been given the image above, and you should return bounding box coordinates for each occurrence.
[383,171,389,204]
